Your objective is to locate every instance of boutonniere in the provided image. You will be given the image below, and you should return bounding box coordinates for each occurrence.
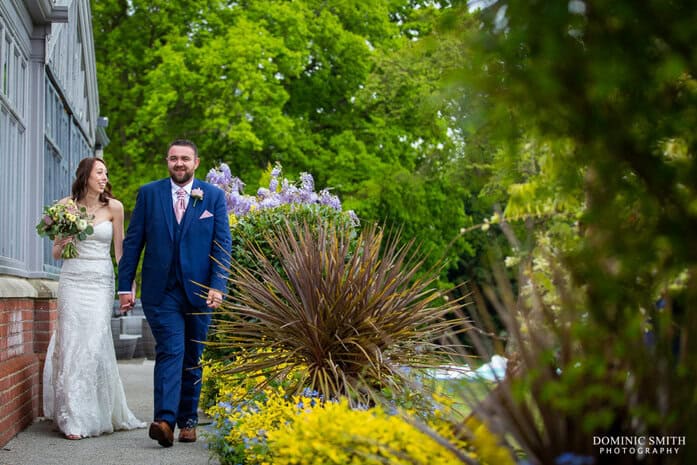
[191,188,204,207]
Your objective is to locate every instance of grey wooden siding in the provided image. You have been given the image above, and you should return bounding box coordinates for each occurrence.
[0,0,101,279]
[0,12,29,274]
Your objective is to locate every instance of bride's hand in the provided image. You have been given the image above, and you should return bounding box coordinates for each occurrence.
[118,293,134,314]
[54,237,74,248]
[52,237,75,259]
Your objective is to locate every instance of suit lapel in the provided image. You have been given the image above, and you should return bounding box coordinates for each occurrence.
[158,179,175,240]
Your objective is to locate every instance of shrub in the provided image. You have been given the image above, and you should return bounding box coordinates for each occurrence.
[207,387,321,465]
[268,399,457,465]
[203,363,514,465]
[201,353,311,465]
[229,203,357,276]
[206,161,359,276]
[211,219,463,403]
[206,162,355,220]
[204,163,359,359]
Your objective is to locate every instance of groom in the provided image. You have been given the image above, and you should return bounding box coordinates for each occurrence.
[118,139,231,447]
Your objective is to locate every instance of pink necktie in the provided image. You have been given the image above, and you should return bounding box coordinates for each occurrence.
[175,188,186,223]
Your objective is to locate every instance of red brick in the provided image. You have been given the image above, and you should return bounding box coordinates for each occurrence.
[0,296,56,447]
[0,354,35,375]
[34,342,50,355]
[32,320,51,333]
[0,299,32,312]
[0,377,34,411]
[0,397,35,447]
[1,387,29,411]
[0,366,38,392]
[33,299,56,311]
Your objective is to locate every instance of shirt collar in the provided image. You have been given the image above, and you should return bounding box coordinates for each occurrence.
[171,179,194,196]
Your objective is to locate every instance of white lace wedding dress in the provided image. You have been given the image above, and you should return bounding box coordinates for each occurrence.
[43,221,146,437]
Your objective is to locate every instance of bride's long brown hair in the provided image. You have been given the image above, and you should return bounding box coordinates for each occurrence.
[71,157,113,205]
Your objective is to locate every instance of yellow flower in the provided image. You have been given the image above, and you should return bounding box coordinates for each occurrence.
[267,399,467,465]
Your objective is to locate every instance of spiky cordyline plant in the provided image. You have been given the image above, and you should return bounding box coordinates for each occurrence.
[209,219,464,403]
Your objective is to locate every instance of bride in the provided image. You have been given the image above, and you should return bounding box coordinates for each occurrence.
[43,157,146,440]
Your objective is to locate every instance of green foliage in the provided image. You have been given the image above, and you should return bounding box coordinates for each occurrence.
[229,204,356,277]
[92,0,697,462]
[427,2,697,461]
[449,0,697,304]
[451,249,675,464]
[212,220,462,403]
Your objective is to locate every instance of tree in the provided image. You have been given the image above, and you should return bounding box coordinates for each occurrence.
[438,1,697,461]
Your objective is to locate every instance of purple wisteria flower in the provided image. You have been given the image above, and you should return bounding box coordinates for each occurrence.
[300,172,314,192]
[259,195,282,209]
[230,177,245,195]
[205,162,358,223]
[318,189,341,210]
[347,210,360,227]
[226,192,255,217]
[206,163,233,187]
[256,187,271,199]
[268,164,282,193]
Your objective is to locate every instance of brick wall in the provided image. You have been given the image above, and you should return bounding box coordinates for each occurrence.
[0,278,57,448]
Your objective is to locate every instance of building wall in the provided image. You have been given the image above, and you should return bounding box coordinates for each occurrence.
[0,0,103,447]
[0,278,57,447]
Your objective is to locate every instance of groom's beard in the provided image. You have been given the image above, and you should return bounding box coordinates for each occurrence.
[170,169,194,185]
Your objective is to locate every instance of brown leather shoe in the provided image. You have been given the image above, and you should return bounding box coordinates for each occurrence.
[178,426,197,443]
[148,421,174,447]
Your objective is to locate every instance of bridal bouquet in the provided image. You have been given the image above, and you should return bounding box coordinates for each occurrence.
[36,199,94,258]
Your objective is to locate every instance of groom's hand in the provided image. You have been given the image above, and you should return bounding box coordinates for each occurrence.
[206,289,223,309]
[118,293,135,314]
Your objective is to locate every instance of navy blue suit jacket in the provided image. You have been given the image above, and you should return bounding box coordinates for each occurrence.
[118,178,232,307]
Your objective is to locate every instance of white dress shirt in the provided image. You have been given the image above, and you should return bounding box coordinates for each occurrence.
[171,179,193,209]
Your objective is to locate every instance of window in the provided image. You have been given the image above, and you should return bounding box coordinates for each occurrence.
[43,77,92,271]
[0,24,5,92]
[0,17,28,272]
[0,17,27,116]
[3,35,10,96]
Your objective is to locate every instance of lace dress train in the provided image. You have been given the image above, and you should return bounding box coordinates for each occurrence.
[43,221,146,437]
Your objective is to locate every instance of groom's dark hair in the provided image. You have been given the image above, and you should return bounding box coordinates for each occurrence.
[168,139,198,158]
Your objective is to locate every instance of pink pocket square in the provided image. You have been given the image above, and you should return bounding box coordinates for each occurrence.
[199,210,214,219]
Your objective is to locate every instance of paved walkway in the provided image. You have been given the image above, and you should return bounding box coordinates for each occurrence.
[0,360,219,465]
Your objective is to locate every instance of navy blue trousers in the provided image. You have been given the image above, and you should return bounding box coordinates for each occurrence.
[143,287,210,429]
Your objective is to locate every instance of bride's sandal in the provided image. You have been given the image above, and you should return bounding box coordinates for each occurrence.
[65,434,82,440]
